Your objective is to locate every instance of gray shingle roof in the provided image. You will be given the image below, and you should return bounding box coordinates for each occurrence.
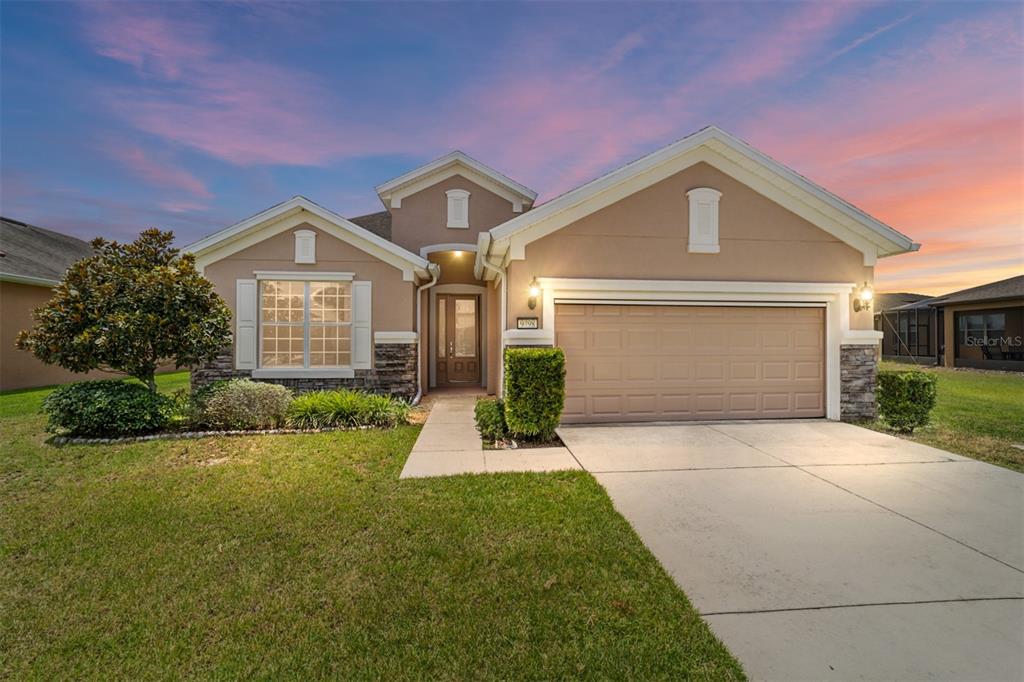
[875,292,930,313]
[348,211,392,241]
[927,275,1024,307]
[0,217,94,285]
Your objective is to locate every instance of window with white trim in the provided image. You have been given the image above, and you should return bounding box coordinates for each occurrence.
[446,189,470,228]
[260,280,352,368]
[686,187,722,253]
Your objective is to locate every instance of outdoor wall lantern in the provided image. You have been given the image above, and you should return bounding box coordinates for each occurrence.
[853,282,874,312]
[528,278,541,310]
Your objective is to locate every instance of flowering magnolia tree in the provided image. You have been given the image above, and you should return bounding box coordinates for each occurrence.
[17,229,231,392]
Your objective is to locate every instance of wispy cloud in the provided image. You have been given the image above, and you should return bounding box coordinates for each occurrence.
[822,10,919,65]
[103,141,212,199]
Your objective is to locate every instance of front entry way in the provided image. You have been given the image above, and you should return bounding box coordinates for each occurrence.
[436,294,481,386]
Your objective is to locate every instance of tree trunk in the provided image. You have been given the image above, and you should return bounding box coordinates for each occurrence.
[144,374,157,394]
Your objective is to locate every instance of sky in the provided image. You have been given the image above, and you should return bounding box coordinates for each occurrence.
[1,1,1021,295]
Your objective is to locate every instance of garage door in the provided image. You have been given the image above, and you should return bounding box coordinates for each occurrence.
[556,304,825,423]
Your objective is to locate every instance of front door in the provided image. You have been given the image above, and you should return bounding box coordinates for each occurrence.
[437,294,481,385]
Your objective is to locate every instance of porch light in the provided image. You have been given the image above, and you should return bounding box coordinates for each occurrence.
[453,250,463,257]
[853,282,873,312]
[528,278,541,309]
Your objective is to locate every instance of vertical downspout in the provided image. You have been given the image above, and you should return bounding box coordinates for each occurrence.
[477,233,506,397]
[412,263,440,405]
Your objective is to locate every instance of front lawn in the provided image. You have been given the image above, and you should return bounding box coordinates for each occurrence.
[873,363,1024,472]
[0,373,742,679]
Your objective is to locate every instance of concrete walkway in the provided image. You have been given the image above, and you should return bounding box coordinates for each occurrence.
[399,393,580,478]
[559,421,1024,681]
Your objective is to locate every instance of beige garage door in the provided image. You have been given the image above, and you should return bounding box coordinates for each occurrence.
[556,304,825,423]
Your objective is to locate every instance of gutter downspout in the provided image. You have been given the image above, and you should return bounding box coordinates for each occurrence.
[412,263,441,405]
[476,233,507,397]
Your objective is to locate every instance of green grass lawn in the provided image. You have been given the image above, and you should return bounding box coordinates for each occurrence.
[0,373,742,679]
[873,363,1024,472]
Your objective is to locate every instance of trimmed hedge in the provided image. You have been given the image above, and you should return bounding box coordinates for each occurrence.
[286,390,410,429]
[876,370,938,433]
[474,398,508,443]
[202,379,292,430]
[42,380,170,437]
[503,347,566,440]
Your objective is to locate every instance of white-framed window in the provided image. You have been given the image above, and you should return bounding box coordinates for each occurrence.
[260,280,352,368]
[686,187,722,253]
[446,189,470,229]
[294,229,316,264]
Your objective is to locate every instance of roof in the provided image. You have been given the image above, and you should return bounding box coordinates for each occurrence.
[183,196,434,282]
[349,211,392,241]
[375,151,538,212]
[0,217,94,286]
[874,292,931,313]
[480,125,919,272]
[927,275,1024,307]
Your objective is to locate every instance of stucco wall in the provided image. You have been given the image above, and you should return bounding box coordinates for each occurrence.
[0,281,118,391]
[505,162,875,330]
[390,174,518,253]
[203,224,415,368]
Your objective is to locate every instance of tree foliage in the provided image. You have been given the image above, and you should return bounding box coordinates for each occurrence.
[16,229,231,391]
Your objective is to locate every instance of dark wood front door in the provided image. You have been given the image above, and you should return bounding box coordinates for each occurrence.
[437,294,481,385]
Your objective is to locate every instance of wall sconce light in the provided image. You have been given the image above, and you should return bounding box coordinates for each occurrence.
[853,281,873,312]
[453,250,463,257]
[528,278,541,310]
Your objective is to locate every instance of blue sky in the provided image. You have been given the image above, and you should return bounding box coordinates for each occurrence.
[1,1,1021,293]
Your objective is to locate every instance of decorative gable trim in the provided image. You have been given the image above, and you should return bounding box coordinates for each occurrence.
[482,126,918,270]
[184,196,432,282]
[293,229,316,263]
[686,187,721,254]
[375,151,537,213]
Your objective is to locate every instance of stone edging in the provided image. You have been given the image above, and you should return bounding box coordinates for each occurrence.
[50,425,377,446]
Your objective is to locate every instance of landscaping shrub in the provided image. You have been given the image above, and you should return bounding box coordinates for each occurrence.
[474,398,508,443]
[877,369,938,433]
[286,390,410,429]
[503,347,566,440]
[42,380,170,437]
[201,379,292,430]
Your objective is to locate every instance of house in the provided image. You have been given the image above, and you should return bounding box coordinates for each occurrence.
[0,218,99,390]
[875,293,936,364]
[186,126,920,422]
[877,276,1024,371]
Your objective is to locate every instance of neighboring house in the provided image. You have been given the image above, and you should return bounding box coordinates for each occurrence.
[186,126,920,422]
[0,218,99,390]
[874,293,936,364]
[877,276,1024,371]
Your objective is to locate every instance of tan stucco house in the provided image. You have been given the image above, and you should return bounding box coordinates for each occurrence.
[186,126,920,422]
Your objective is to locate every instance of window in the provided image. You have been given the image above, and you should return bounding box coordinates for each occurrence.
[294,230,316,264]
[260,280,352,368]
[686,187,722,253]
[959,312,1005,347]
[446,189,470,228]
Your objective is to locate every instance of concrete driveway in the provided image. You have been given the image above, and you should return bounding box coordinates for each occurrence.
[557,420,1024,681]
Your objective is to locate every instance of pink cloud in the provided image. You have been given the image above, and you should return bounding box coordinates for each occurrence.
[104,142,212,199]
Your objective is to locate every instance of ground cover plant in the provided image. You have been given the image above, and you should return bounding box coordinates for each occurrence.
[286,389,410,429]
[0,372,743,679]
[870,362,1024,472]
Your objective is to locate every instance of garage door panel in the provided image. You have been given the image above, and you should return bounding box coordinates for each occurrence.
[557,304,825,423]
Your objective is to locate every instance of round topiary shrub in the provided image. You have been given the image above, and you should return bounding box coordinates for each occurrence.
[201,379,292,430]
[876,370,938,434]
[43,380,170,437]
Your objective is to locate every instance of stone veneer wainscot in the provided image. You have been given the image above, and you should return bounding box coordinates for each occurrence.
[839,344,878,422]
[192,342,418,401]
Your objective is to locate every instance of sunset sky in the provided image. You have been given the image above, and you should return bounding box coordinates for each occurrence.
[1,1,1021,295]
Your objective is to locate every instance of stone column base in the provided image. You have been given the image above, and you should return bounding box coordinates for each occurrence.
[840,344,878,421]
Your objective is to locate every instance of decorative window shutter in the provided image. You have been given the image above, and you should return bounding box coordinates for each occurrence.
[235,279,258,369]
[686,187,722,253]
[446,189,470,228]
[294,230,316,264]
[352,281,372,369]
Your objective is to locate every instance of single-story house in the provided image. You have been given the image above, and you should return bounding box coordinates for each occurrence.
[0,218,99,390]
[877,276,1024,371]
[186,126,920,422]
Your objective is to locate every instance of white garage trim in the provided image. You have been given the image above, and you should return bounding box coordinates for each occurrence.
[503,278,870,421]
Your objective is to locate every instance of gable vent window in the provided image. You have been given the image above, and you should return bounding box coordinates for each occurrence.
[686,187,722,254]
[446,189,470,229]
[294,229,316,263]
